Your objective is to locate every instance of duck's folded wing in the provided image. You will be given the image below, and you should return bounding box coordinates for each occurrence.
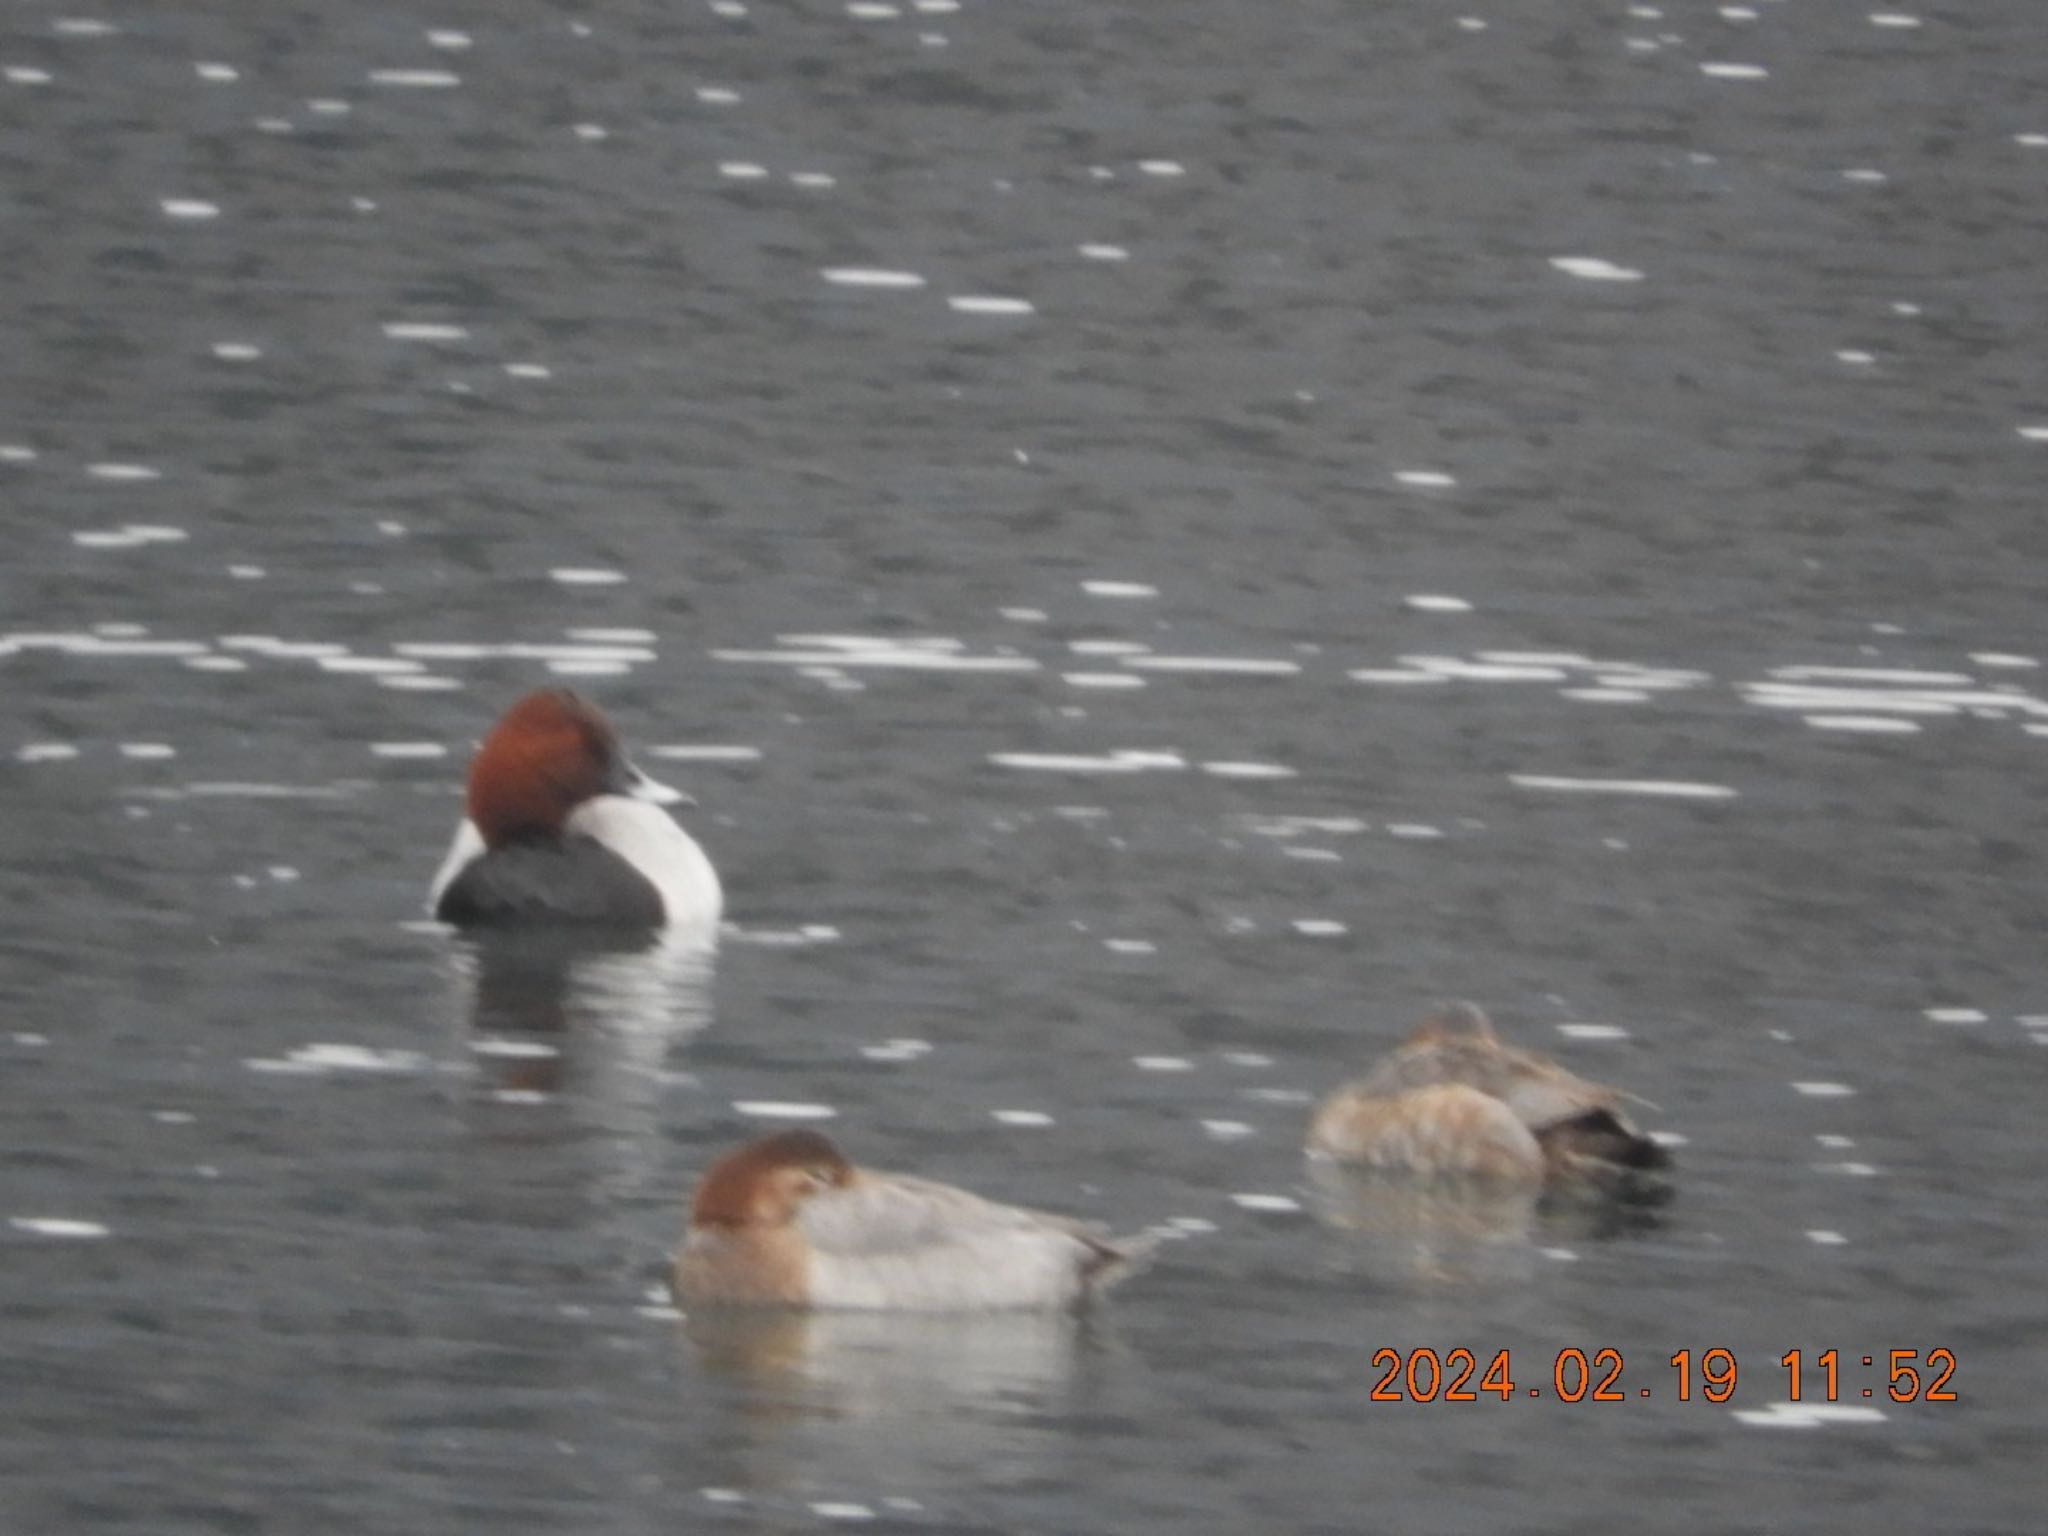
[1499,1061,1620,1132]
[799,1174,1109,1255]
[795,1174,1123,1310]
[1503,1064,1671,1180]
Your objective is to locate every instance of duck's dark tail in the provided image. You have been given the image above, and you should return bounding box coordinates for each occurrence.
[1073,1226,1175,1302]
[1538,1108,1674,1198]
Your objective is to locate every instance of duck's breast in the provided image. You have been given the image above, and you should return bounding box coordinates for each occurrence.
[427,819,486,911]
[675,1227,810,1306]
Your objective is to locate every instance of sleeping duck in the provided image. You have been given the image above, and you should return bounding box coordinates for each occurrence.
[1307,1002,1671,1194]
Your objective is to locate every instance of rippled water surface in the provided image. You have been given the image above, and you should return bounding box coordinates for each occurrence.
[4,1,2045,1530]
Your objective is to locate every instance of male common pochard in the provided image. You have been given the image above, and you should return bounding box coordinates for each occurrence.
[1307,1003,1671,1192]
[673,1129,1149,1311]
[427,689,721,934]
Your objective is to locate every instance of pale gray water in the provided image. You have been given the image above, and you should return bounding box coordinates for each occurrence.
[3,1,2045,1530]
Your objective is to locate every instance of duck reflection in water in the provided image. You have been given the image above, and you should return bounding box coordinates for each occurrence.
[443,928,715,1199]
[676,1294,1115,1499]
[1306,1003,1673,1284]
[684,1304,1099,1419]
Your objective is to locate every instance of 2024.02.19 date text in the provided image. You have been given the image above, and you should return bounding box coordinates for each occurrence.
[1370,1348,1959,1403]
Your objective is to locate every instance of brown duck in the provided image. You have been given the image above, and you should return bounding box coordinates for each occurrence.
[1307,1003,1671,1191]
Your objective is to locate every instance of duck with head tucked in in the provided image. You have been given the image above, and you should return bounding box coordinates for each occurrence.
[674,1129,1151,1311]
[1307,1002,1672,1194]
[428,689,721,936]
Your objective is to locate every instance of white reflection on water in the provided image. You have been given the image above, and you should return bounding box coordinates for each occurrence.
[685,1307,1086,1407]
[1310,1163,1540,1294]
[1305,1159,1667,1289]
[678,1305,1099,1494]
[1306,1157,1542,1288]
[441,929,716,1196]
[448,928,713,1047]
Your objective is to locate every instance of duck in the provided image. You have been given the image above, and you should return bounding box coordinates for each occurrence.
[673,1128,1149,1311]
[1307,1002,1671,1191]
[427,688,722,935]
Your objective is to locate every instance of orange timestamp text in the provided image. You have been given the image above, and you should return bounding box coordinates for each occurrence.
[1369,1347,1958,1403]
